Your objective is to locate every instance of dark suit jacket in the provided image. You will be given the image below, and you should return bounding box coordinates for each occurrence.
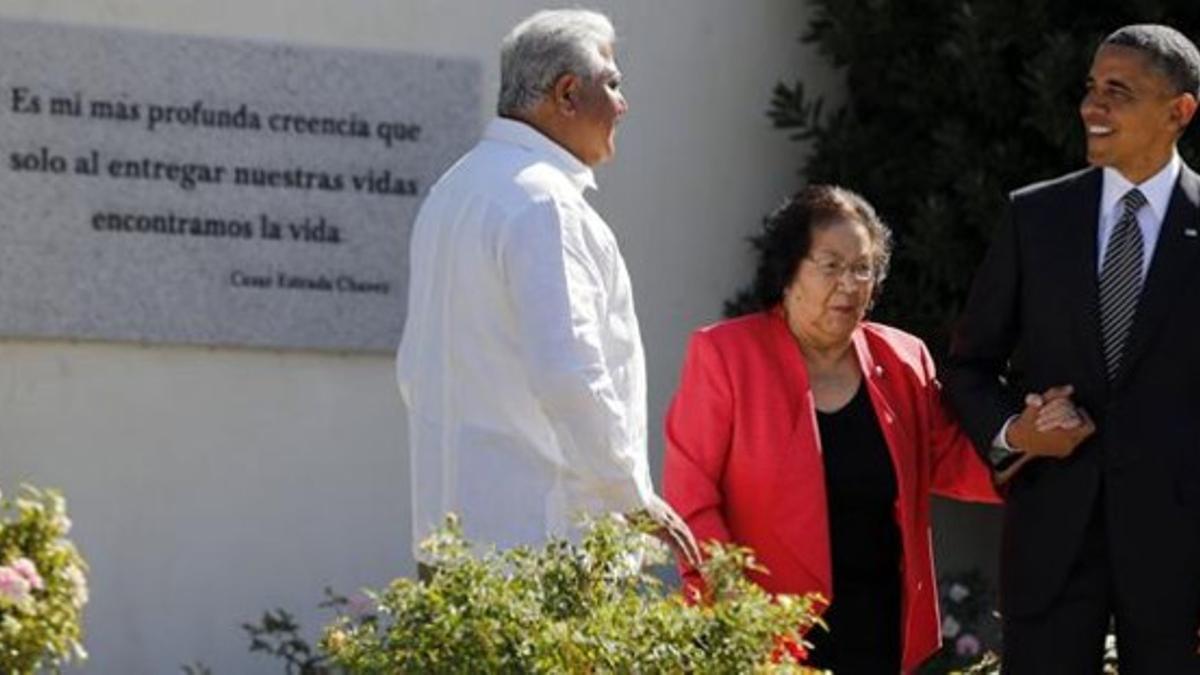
[945,164,1200,627]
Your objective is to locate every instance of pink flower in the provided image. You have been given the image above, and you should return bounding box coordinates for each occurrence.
[347,592,376,618]
[11,557,44,590]
[0,565,32,604]
[956,633,982,657]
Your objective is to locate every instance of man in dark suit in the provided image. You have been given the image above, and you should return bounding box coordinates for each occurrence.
[946,24,1200,673]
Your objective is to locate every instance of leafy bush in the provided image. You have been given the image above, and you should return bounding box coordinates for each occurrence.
[240,589,352,675]
[0,485,89,674]
[730,0,1200,353]
[320,515,826,674]
[959,634,1119,674]
[919,569,1000,673]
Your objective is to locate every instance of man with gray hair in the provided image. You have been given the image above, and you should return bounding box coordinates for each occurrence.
[397,9,698,566]
[947,23,1200,671]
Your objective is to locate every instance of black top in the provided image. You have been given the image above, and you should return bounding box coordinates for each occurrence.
[805,381,902,673]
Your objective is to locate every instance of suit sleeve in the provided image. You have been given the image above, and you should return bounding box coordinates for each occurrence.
[944,198,1024,458]
[663,330,735,591]
[921,343,1002,503]
[499,198,653,516]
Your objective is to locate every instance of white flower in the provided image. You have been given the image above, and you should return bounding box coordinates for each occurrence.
[948,582,970,603]
[1104,632,1118,658]
[941,614,962,639]
[62,564,89,607]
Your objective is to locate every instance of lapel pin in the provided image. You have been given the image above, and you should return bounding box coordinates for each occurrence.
[1186,228,1199,238]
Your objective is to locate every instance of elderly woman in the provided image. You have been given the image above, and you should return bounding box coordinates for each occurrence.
[663,186,1049,672]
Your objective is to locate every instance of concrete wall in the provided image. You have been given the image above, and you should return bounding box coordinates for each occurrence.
[0,1,865,672]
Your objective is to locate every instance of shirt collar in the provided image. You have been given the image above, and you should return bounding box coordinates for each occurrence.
[1101,150,1181,222]
[483,117,598,193]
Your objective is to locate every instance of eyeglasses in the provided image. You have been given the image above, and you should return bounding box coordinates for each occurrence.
[804,256,875,283]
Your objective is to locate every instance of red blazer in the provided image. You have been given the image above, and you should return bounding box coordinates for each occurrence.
[663,311,999,672]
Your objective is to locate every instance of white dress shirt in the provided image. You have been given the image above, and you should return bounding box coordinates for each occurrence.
[1097,151,1180,278]
[396,117,655,557]
[994,152,1181,453]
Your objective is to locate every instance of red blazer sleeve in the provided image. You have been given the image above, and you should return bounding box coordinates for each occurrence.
[663,330,735,589]
[920,343,1001,503]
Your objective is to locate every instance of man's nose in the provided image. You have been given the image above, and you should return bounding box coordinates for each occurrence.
[1080,91,1106,116]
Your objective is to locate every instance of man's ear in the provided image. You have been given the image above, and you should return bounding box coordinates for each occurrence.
[1172,92,1198,130]
[551,73,580,115]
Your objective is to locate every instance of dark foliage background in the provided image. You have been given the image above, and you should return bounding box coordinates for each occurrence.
[726,1,1200,355]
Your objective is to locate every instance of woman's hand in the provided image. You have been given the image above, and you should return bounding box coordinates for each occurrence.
[1005,385,1095,458]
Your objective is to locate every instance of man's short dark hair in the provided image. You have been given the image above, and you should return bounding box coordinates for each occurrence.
[1103,24,1200,97]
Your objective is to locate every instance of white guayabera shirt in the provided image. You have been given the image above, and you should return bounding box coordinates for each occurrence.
[397,117,655,558]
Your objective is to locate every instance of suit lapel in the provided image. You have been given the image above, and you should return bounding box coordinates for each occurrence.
[1116,165,1200,386]
[1065,169,1110,398]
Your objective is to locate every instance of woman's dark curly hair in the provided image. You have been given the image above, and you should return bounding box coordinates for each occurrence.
[725,185,893,315]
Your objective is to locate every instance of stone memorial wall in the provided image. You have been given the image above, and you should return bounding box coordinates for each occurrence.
[0,19,480,351]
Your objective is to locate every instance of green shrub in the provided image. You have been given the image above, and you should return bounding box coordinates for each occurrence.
[0,485,89,674]
[321,516,826,674]
[730,1,1200,353]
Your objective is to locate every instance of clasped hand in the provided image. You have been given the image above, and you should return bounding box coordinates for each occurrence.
[1006,384,1095,458]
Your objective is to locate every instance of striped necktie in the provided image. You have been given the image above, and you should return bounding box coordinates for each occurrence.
[1098,188,1148,380]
